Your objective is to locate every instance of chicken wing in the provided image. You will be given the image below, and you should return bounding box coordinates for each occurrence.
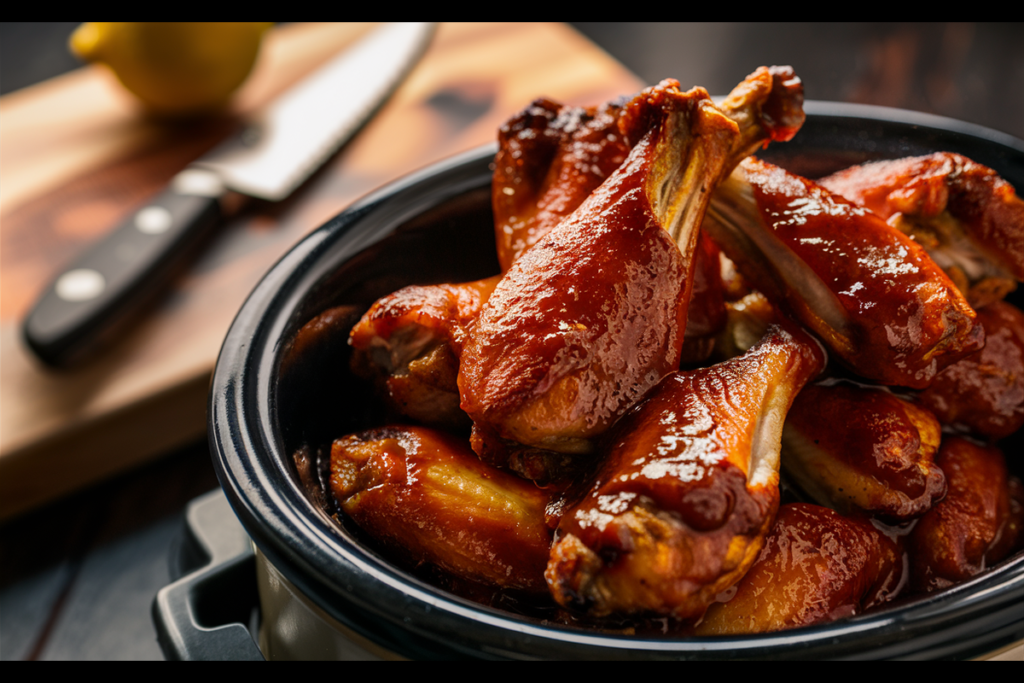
[349,277,499,428]
[703,157,984,389]
[329,425,554,593]
[918,300,1024,440]
[781,382,946,521]
[460,81,742,476]
[545,322,825,619]
[819,152,1024,308]
[907,436,1024,592]
[693,503,904,635]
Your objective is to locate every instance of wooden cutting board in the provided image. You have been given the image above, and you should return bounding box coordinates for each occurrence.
[0,22,643,519]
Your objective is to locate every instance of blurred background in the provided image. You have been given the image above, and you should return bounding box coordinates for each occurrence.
[1,22,1021,661]
[3,22,1023,137]
[575,22,1024,139]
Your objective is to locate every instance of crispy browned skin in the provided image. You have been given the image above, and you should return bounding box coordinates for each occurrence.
[460,82,742,471]
[492,97,631,273]
[694,503,904,635]
[819,153,1024,306]
[782,383,946,521]
[918,300,1024,440]
[545,323,825,619]
[908,436,1024,592]
[704,157,984,389]
[329,425,554,593]
[349,277,499,428]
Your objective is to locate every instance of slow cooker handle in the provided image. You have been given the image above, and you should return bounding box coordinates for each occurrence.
[152,489,264,661]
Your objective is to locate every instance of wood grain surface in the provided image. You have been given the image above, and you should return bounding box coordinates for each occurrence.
[0,22,643,519]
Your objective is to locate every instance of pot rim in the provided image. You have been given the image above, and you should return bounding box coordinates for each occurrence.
[209,101,1024,659]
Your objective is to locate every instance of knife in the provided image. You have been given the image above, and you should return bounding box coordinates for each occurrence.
[22,22,435,367]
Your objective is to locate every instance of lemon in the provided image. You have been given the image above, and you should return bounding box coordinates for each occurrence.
[70,22,273,117]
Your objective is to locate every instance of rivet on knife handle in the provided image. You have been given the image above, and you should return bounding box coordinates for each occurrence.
[22,169,226,367]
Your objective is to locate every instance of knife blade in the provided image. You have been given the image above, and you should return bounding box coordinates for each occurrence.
[22,22,435,367]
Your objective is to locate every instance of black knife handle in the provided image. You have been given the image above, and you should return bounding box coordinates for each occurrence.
[22,170,227,367]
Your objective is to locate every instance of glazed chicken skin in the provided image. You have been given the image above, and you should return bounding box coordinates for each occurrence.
[703,157,984,389]
[694,503,904,635]
[329,425,553,593]
[907,436,1024,593]
[545,323,826,619]
[781,382,946,522]
[918,300,1024,440]
[819,152,1024,308]
[459,81,744,472]
[349,277,499,428]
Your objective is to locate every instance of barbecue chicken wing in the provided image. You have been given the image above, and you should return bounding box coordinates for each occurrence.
[694,503,904,635]
[918,300,1024,440]
[459,81,743,476]
[703,157,984,389]
[819,153,1024,308]
[349,277,499,428]
[907,436,1024,592]
[545,323,826,619]
[329,425,553,593]
[781,382,946,521]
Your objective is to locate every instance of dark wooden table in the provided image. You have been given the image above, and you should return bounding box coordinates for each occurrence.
[1,22,1021,661]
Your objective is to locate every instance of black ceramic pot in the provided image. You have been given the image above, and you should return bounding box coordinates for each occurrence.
[208,103,1024,660]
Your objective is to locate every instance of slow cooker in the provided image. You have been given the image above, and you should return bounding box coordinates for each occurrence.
[160,103,1024,659]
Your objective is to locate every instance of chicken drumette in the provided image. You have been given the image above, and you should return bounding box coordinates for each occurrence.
[330,425,554,594]
[546,322,825,619]
[781,382,946,522]
[694,503,904,634]
[459,80,742,477]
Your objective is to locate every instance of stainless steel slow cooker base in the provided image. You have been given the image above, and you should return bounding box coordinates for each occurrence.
[255,546,397,660]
